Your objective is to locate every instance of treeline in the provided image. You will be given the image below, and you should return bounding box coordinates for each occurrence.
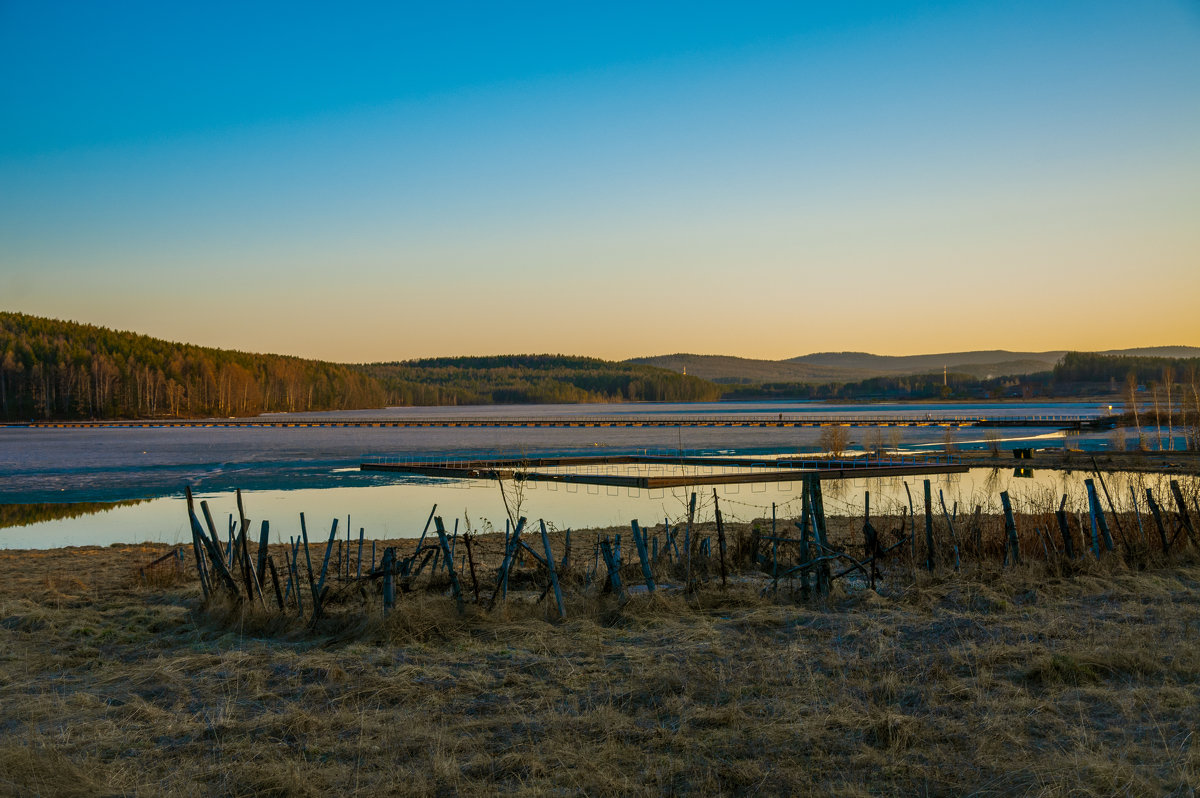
[0,313,386,419]
[0,314,722,420]
[1053,352,1200,386]
[726,352,1200,402]
[363,355,723,406]
[723,371,1035,401]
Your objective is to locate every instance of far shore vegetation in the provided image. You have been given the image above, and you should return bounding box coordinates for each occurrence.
[2,312,1198,421]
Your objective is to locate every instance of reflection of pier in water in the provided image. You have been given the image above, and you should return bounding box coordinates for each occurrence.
[361,453,969,490]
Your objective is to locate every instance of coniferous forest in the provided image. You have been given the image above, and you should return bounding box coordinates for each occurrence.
[0,313,721,419]
[4,312,1197,421]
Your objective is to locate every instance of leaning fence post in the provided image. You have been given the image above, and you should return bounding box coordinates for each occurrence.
[599,537,625,600]
[630,520,656,593]
[1084,479,1114,553]
[1170,480,1198,549]
[266,556,285,609]
[1146,488,1170,552]
[300,513,319,615]
[489,517,527,607]
[314,518,340,615]
[1129,487,1147,547]
[539,521,567,619]
[434,517,465,615]
[193,496,241,598]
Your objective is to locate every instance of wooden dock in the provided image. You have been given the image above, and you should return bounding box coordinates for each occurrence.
[360,454,970,489]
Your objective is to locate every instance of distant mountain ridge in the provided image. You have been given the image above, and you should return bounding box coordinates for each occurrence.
[629,347,1200,384]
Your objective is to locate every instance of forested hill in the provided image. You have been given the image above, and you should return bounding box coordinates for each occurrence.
[0,312,387,419]
[361,356,722,406]
[0,313,721,419]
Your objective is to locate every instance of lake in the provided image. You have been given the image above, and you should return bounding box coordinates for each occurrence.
[4,400,1186,549]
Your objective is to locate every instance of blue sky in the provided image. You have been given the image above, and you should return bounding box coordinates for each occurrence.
[2,1,1198,361]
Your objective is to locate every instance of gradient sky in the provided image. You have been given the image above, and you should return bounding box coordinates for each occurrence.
[2,1,1198,363]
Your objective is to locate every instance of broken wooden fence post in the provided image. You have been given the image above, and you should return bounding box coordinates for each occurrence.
[923,479,935,572]
[234,489,261,603]
[1169,480,1198,549]
[808,475,832,594]
[434,516,465,615]
[1129,487,1147,547]
[1145,488,1169,552]
[489,516,527,607]
[381,547,396,614]
[1084,479,1114,553]
[299,513,319,616]
[630,520,656,593]
[356,528,365,580]
[712,490,728,589]
[266,556,285,609]
[185,490,211,600]
[256,519,270,591]
[1085,487,1101,557]
[311,518,340,618]
[999,491,1020,566]
[969,504,982,561]
[463,533,481,602]
[1055,495,1075,559]
[938,488,960,571]
[539,520,567,619]
[599,537,625,600]
[1091,458,1129,550]
[188,492,241,599]
[684,491,697,589]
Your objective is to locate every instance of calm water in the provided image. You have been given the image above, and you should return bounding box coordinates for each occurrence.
[3,466,1195,550]
[3,400,1185,549]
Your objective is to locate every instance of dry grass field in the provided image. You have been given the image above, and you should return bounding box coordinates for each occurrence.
[1,524,1198,796]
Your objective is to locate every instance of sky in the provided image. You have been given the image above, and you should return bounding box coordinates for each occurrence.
[2,1,1198,363]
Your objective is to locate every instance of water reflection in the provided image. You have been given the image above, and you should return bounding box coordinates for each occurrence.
[2,468,1195,550]
[0,500,147,529]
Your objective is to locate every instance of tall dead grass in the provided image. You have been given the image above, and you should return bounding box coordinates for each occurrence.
[2,533,1199,796]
